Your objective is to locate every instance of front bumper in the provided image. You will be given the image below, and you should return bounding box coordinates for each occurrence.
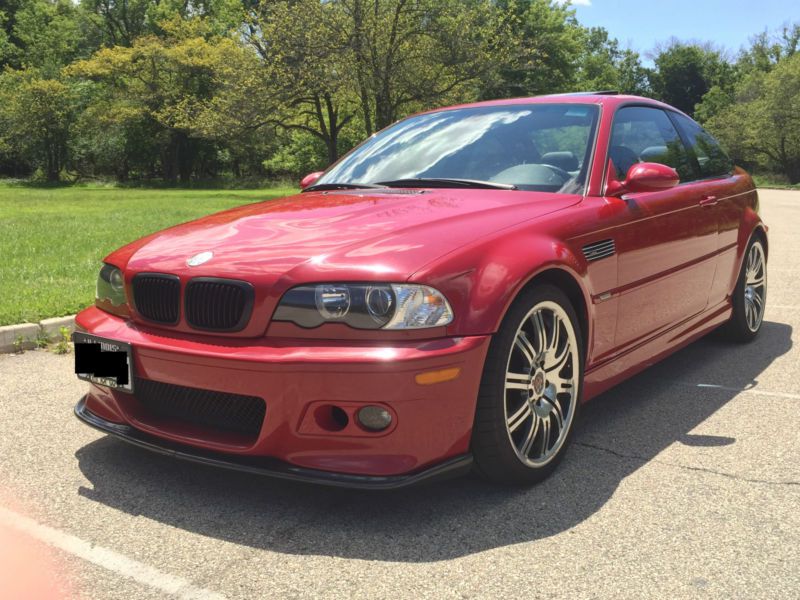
[75,397,473,489]
[75,306,490,482]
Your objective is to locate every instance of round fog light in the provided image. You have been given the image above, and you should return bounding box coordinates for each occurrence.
[357,405,393,431]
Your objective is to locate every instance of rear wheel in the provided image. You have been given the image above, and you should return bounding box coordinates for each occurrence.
[472,284,583,485]
[721,236,767,342]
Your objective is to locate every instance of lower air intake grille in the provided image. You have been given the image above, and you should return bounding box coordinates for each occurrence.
[135,378,266,437]
[132,273,180,324]
[184,278,254,332]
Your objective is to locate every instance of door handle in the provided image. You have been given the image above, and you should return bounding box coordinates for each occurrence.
[699,195,718,207]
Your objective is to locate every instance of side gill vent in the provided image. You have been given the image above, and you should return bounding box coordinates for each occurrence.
[582,239,616,262]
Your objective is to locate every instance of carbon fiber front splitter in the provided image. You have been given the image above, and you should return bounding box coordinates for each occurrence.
[74,396,473,490]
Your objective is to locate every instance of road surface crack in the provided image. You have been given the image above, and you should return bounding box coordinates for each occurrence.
[574,441,800,487]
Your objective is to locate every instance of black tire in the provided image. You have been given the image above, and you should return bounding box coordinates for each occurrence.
[720,235,767,343]
[471,284,584,485]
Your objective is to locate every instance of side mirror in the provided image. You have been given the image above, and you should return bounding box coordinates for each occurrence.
[606,162,679,196]
[299,171,324,190]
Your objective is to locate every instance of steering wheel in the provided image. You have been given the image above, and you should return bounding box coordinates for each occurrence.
[540,163,572,184]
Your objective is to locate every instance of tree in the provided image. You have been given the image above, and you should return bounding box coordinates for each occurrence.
[12,0,89,75]
[649,41,734,116]
[575,27,649,95]
[483,0,583,99]
[228,0,513,165]
[0,0,25,68]
[80,0,154,47]
[340,0,514,133]
[80,0,245,47]
[737,23,799,75]
[616,49,651,96]
[238,0,357,164]
[696,22,800,128]
[68,16,249,182]
[707,54,800,183]
[0,69,77,181]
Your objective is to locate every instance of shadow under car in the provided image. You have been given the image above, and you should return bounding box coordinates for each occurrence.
[75,321,793,562]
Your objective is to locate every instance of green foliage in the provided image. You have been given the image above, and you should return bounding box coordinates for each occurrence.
[706,54,800,183]
[342,0,515,131]
[0,69,78,181]
[649,41,733,116]
[576,28,650,95]
[52,326,72,354]
[484,0,583,98]
[35,328,50,349]
[262,131,328,180]
[0,10,16,66]
[0,1,796,183]
[67,17,254,182]
[238,0,514,164]
[736,24,799,75]
[13,0,86,75]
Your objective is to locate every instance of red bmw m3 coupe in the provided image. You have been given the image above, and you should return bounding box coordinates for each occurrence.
[74,93,767,488]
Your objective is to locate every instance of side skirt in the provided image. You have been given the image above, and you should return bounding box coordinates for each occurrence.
[582,300,732,402]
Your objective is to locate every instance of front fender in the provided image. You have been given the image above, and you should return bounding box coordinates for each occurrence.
[411,232,593,337]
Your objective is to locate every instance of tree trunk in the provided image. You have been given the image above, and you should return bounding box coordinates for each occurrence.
[374,85,394,131]
[351,0,374,136]
[117,158,129,182]
[786,162,800,185]
[161,138,177,182]
[324,93,339,165]
[46,143,59,182]
[176,132,193,184]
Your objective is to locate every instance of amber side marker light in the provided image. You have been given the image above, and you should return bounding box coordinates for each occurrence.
[415,367,461,386]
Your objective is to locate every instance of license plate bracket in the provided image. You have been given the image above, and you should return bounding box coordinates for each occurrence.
[74,332,134,393]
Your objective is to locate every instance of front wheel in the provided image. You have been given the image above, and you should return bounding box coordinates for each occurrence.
[721,236,767,342]
[471,284,583,485]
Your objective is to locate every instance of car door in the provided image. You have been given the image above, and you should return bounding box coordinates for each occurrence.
[605,106,718,350]
[669,112,744,308]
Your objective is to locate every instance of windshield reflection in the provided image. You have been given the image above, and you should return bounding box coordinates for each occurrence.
[319,104,599,194]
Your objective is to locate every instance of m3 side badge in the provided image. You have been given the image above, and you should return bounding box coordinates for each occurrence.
[187,251,213,267]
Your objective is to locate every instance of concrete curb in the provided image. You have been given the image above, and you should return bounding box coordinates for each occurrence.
[0,315,76,354]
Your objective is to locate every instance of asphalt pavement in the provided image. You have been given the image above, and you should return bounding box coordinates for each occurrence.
[0,189,798,599]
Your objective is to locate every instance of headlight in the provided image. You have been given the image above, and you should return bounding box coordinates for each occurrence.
[96,263,128,313]
[274,283,453,330]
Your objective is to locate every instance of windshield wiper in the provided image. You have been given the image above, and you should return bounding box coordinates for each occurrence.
[302,182,386,192]
[375,178,516,190]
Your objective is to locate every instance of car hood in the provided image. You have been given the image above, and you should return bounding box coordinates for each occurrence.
[111,188,580,283]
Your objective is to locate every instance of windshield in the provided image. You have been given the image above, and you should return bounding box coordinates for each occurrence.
[317,103,600,194]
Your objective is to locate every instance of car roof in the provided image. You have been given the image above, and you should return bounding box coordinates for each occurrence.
[420,93,680,116]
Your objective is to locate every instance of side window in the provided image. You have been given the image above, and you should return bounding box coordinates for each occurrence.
[671,113,734,178]
[608,106,693,182]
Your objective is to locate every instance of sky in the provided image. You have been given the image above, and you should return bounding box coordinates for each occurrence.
[565,0,797,62]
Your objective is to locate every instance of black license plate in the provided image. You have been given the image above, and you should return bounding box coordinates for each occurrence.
[74,332,134,393]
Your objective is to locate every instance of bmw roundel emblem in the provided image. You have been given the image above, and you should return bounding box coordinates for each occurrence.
[187,251,213,267]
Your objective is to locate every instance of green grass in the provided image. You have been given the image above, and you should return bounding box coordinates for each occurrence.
[0,183,295,326]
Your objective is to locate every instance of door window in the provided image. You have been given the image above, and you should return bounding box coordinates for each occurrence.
[608,106,693,182]
[671,113,734,179]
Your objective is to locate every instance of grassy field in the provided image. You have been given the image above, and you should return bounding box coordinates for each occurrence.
[0,183,294,326]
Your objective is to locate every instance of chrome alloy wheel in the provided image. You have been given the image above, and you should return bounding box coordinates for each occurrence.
[503,301,579,467]
[744,241,767,332]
